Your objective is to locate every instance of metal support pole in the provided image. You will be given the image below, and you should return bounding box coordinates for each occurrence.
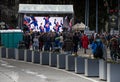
[87,0,89,30]
[96,0,98,33]
[118,0,120,34]
[85,0,89,31]
[18,14,23,29]
[85,0,87,29]
[18,14,20,29]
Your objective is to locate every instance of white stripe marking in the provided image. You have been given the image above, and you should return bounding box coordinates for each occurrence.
[36,74,47,79]
[45,66,99,82]
[1,64,15,68]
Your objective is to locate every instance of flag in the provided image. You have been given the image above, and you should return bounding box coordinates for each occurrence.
[104,0,108,7]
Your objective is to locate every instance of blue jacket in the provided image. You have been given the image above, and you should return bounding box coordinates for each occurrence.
[91,39,103,54]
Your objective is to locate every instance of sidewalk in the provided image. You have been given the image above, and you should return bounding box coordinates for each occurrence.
[0,72,14,82]
[77,48,111,58]
[0,59,99,82]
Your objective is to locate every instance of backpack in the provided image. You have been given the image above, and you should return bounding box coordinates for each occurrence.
[111,39,118,50]
[94,42,103,58]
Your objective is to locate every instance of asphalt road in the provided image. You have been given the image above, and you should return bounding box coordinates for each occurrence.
[0,58,106,82]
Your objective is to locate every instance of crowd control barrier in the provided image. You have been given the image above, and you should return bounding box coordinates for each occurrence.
[57,54,67,69]
[99,59,107,80]
[33,51,40,64]
[85,58,99,77]
[40,52,49,65]
[75,56,85,74]
[107,63,120,82]
[65,55,75,71]
[0,47,120,82]
[18,49,25,61]
[49,52,58,67]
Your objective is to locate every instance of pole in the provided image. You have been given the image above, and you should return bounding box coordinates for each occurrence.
[118,0,120,34]
[85,0,89,31]
[96,0,98,33]
[87,0,89,30]
[85,0,87,30]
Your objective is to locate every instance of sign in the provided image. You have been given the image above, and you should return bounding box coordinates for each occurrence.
[109,14,118,27]
[84,30,94,35]
[110,29,119,35]
[18,4,74,14]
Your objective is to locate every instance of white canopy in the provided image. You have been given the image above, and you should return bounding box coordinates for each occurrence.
[0,22,5,25]
[18,4,74,14]
[72,22,86,31]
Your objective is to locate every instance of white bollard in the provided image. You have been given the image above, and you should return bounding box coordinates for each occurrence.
[24,50,27,62]
[0,47,1,58]
[6,48,8,59]
[99,59,107,80]
[32,51,34,63]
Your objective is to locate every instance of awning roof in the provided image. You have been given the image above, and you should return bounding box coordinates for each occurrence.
[18,4,74,14]
[72,22,87,30]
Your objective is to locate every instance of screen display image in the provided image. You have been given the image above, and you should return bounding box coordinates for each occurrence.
[23,15,63,32]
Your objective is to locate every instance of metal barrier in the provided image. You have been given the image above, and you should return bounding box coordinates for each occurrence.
[18,49,24,61]
[65,55,75,71]
[107,63,120,82]
[57,54,67,69]
[33,51,40,64]
[40,51,49,65]
[85,58,99,77]
[1,47,6,58]
[75,56,85,74]
[1,47,120,82]
[49,52,59,67]
[8,48,15,59]
[26,50,32,62]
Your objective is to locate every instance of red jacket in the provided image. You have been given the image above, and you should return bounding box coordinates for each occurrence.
[82,35,89,49]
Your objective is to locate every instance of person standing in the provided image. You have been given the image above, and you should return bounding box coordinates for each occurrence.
[59,33,64,50]
[62,37,73,54]
[23,31,31,49]
[39,33,44,51]
[109,36,119,61]
[101,35,108,60]
[33,36,39,50]
[72,32,79,55]
[81,34,89,54]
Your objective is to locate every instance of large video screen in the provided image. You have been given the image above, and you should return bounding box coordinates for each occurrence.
[23,15,63,32]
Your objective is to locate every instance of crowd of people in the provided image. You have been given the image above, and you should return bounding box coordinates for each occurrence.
[20,30,120,61]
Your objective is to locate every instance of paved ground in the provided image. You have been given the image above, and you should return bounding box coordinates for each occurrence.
[0,58,106,82]
[0,47,110,82]
[77,48,120,63]
[79,48,110,56]
[61,48,111,59]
